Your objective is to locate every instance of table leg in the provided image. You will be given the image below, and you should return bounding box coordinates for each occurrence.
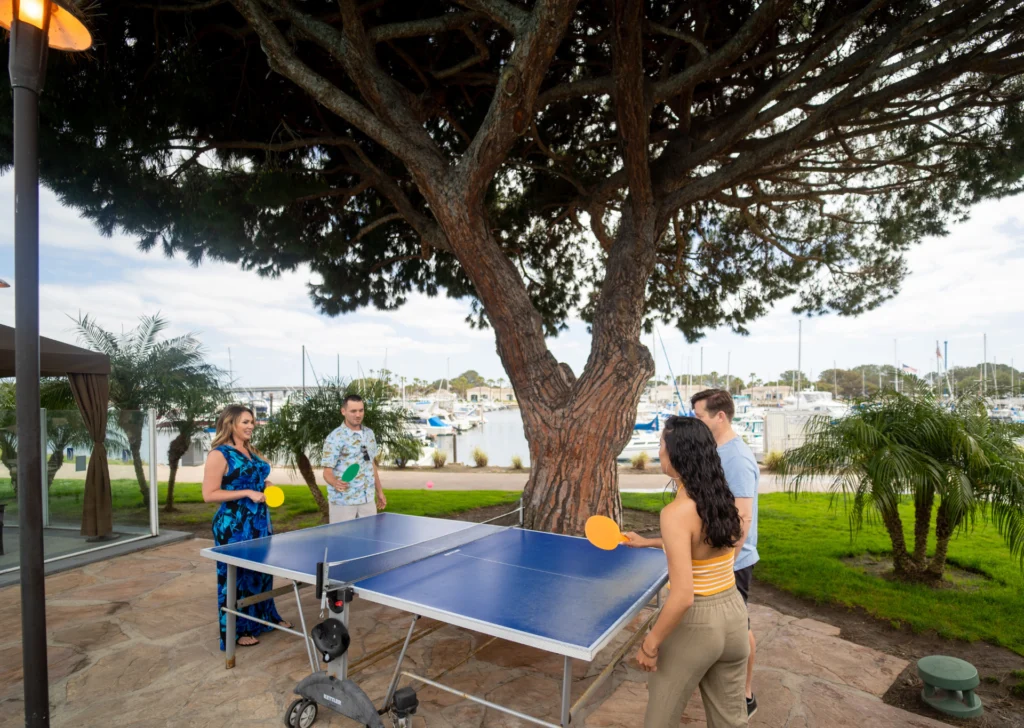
[225,564,237,669]
[561,656,572,726]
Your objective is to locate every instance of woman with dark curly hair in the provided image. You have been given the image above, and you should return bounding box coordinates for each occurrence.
[633,416,749,727]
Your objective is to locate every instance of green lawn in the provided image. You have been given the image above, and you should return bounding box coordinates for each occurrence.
[0,478,523,533]
[7,481,1022,655]
[623,491,1024,656]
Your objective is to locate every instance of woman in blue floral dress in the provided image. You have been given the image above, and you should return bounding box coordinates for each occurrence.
[202,405,291,648]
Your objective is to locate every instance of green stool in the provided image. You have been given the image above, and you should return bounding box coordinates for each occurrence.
[917,655,983,718]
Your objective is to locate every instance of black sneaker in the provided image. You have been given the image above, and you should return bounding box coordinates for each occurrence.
[746,695,758,719]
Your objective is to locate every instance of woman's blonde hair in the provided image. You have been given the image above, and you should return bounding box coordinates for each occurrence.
[211,404,262,456]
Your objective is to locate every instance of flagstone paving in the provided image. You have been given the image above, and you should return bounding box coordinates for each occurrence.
[0,538,950,727]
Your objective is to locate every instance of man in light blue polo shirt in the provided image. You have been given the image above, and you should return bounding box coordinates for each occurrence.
[625,388,760,719]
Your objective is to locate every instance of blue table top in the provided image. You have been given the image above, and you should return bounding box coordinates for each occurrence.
[202,513,668,660]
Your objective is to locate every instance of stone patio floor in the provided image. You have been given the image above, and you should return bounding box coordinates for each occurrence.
[0,537,950,728]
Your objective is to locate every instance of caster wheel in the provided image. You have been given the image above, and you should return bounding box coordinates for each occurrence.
[285,698,318,728]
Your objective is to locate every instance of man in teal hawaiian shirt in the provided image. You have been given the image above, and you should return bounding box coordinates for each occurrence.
[321,394,387,522]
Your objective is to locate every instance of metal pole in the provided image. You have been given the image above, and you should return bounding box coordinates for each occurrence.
[148,408,159,536]
[894,339,899,393]
[302,345,306,396]
[12,16,51,724]
[796,320,802,408]
[40,407,48,527]
[561,656,572,726]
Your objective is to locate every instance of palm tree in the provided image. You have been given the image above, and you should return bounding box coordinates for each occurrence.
[165,374,228,512]
[254,377,414,521]
[783,392,1024,581]
[73,314,219,506]
[0,379,120,493]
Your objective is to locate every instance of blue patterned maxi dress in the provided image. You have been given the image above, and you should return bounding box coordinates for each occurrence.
[212,444,283,649]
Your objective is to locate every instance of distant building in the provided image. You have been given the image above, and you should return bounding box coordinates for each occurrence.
[466,385,515,403]
[742,385,793,407]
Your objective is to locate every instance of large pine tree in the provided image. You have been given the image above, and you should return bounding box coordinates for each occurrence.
[4,0,1024,531]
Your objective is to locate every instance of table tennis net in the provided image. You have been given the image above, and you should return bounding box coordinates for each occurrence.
[324,520,508,587]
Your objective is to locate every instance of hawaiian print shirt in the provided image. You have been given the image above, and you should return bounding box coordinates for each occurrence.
[321,424,378,505]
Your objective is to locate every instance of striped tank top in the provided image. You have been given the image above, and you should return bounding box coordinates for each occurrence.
[692,552,736,596]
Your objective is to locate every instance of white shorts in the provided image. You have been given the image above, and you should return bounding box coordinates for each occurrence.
[329,501,377,523]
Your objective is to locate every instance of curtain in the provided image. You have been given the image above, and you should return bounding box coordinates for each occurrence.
[69,373,113,538]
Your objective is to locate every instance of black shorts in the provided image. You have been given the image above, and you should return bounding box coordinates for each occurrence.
[735,565,753,630]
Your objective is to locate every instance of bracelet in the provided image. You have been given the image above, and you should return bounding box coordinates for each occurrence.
[640,642,658,659]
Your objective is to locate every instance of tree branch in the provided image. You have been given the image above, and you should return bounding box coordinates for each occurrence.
[368,12,487,43]
[610,0,654,212]
[457,0,580,202]
[452,0,528,33]
[228,0,426,164]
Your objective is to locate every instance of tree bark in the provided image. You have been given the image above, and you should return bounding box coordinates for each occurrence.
[47,450,64,489]
[119,412,149,506]
[296,451,329,521]
[165,431,189,512]
[911,488,934,569]
[879,506,917,578]
[927,503,956,580]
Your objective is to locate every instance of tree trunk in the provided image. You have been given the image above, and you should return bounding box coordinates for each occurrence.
[165,432,189,512]
[46,451,65,488]
[296,451,329,521]
[927,504,956,580]
[879,506,918,578]
[911,488,934,569]
[119,412,149,506]
[131,440,149,507]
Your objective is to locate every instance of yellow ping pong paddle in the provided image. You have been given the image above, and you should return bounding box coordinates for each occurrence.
[264,485,285,508]
[585,515,629,550]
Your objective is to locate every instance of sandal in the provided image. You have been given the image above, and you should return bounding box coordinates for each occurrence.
[278,620,293,629]
[237,635,260,647]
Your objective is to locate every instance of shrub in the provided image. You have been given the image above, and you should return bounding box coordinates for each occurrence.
[432,450,448,468]
[389,437,424,469]
[763,450,786,473]
[510,455,523,470]
[630,451,650,470]
[472,447,489,468]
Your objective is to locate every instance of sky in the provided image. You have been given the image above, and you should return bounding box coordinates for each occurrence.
[0,172,1022,389]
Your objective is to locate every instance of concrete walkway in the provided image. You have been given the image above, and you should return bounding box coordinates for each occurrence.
[0,537,945,727]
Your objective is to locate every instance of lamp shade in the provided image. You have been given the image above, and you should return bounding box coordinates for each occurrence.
[0,0,92,51]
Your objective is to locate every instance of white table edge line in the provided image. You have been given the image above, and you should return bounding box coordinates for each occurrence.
[352,587,597,661]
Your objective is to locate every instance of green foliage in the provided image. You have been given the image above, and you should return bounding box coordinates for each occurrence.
[763,451,786,473]
[255,377,412,469]
[510,455,524,471]
[784,392,1024,580]
[432,450,448,469]
[5,4,1023,343]
[630,451,650,471]
[385,437,424,469]
[471,447,488,468]
[621,492,1024,656]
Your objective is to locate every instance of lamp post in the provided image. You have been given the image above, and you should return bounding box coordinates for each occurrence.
[2,1,91,725]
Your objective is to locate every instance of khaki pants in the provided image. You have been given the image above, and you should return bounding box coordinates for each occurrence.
[329,501,377,523]
[645,588,750,728]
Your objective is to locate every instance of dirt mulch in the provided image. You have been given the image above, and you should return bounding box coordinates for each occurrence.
[751,580,1024,727]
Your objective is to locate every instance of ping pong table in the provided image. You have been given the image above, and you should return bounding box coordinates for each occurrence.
[201,509,668,727]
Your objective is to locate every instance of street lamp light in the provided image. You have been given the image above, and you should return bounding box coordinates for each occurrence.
[2,1,91,726]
